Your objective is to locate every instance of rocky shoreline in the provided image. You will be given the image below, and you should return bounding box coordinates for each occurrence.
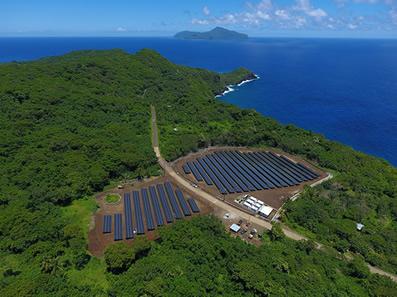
[215,73,259,98]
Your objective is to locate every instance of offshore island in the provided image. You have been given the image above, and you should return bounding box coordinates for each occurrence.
[174,26,248,40]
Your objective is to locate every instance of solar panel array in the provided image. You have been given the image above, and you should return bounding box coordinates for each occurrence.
[124,193,134,239]
[102,183,200,241]
[114,213,123,241]
[102,215,112,233]
[184,151,319,194]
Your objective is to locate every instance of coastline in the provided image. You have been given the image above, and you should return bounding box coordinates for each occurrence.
[215,74,260,98]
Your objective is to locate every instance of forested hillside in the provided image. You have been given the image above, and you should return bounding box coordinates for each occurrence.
[154,61,397,274]
[0,49,396,296]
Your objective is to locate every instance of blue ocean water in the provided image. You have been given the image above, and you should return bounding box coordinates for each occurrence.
[1,37,396,166]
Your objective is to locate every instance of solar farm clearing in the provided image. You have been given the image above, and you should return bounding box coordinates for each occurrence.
[89,179,207,256]
[174,148,326,218]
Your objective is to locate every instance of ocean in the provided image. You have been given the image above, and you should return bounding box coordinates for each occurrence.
[1,37,396,166]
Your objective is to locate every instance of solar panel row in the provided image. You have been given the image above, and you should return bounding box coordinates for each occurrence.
[157,184,174,223]
[187,161,203,182]
[184,150,319,194]
[124,193,134,239]
[133,191,145,235]
[175,188,191,216]
[188,198,200,213]
[197,157,228,194]
[114,213,123,241]
[182,163,191,174]
[141,188,155,231]
[102,215,112,233]
[164,182,183,219]
[149,186,164,226]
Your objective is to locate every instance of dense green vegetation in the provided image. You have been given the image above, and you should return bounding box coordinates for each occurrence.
[0,49,396,296]
[109,216,396,296]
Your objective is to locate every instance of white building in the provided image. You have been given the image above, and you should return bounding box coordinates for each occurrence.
[230,224,241,233]
[258,205,274,217]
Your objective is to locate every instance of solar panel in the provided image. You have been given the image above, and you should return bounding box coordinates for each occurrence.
[175,188,191,216]
[114,213,123,241]
[124,193,134,239]
[228,151,271,190]
[149,186,164,226]
[187,161,203,182]
[133,191,145,234]
[246,152,292,187]
[240,151,289,188]
[296,162,319,178]
[220,151,263,190]
[261,152,306,182]
[252,152,299,186]
[202,156,235,193]
[278,154,318,179]
[278,156,315,180]
[235,152,280,189]
[164,182,183,219]
[156,184,174,223]
[206,154,242,192]
[233,151,276,189]
[215,152,256,191]
[187,198,200,213]
[183,164,191,174]
[256,152,302,184]
[211,153,250,192]
[141,188,155,231]
[197,157,227,194]
[192,161,213,186]
[102,215,112,233]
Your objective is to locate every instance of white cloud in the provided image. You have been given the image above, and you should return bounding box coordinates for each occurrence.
[306,8,327,18]
[116,27,127,32]
[190,0,395,32]
[192,18,209,25]
[203,6,210,16]
[275,10,290,20]
[294,0,328,20]
[257,11,271,20]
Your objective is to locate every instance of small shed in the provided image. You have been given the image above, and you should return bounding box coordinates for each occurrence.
[356,223,364,231]
[230,223,241,233]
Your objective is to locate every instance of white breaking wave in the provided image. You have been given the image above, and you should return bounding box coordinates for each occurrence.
[216,74,260,98]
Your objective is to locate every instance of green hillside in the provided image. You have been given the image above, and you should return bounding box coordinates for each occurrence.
[0,50,396,296]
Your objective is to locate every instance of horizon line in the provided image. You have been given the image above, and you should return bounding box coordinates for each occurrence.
[1,35,396,40]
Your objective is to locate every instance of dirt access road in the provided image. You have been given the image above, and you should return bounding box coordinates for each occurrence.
[150,105,397,282]
[151,105,311,234]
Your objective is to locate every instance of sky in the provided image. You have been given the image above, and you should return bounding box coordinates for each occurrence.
[1,0,397,38]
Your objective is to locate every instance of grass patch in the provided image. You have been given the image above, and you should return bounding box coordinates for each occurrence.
[105,194,121,204]
[61,196,98,239]
[66,257,109,295]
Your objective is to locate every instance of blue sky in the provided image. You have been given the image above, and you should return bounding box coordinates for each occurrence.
[1,0,396,38]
